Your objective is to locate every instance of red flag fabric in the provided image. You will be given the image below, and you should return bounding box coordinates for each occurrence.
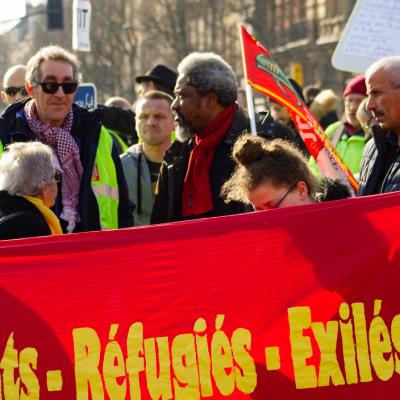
[239,25,358,192]
[1,193,400,398]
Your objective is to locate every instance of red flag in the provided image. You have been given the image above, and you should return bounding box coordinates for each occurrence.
[239,25,358,192]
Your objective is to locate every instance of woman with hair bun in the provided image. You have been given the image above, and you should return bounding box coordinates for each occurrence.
[221,134,350,211]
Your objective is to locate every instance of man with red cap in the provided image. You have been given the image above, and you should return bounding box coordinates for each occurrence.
[324,74,367,176]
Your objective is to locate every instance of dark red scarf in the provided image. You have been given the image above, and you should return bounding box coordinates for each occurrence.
[182,104,236,217]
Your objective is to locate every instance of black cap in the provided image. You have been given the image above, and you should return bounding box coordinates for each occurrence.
[135,64,178,94]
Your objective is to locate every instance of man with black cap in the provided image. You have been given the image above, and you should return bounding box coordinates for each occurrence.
[135,64,177,98]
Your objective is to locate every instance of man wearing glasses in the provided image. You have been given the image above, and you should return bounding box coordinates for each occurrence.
[0,45,134,233]
[323,74,367,176]
[1,65,29,106]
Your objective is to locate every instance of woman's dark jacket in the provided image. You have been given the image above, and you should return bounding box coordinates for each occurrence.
[0,191,51,240]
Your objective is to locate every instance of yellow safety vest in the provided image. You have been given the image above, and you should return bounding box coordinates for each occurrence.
[107,128,129,153]
[91,126,119,229]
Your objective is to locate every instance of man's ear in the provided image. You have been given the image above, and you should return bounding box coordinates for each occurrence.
[0,91,6,103]
[25,82,33,97]
[205,91,219,108]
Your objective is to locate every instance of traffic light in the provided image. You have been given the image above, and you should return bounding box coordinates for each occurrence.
[47,0,64,30]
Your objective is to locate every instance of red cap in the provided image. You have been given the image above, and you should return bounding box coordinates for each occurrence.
[343,74,367,97]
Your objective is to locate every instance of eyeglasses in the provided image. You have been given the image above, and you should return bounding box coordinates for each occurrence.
[3,86,28,97]
[35,81,78,95]
[271,183,297,209]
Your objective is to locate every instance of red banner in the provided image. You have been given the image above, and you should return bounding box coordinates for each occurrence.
[239,25,358,192]
[1,193,400,399]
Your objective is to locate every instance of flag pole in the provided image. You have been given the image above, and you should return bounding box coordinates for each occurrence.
[245,83,257,135]
[239,24,257,135]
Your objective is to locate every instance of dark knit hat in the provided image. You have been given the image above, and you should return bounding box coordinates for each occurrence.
[343,74,367,97]
[135,64,177,95]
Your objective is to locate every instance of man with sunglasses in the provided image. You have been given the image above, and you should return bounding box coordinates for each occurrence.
[0,45,134,233]
[1,65,29,106]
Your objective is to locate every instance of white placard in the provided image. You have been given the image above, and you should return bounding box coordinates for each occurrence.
[72,0,92,52]
[332,0,400,73]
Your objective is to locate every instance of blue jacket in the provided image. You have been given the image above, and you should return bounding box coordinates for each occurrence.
[0,100,134,232]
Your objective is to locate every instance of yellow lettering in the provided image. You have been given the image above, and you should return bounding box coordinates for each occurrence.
[339,303,358,384]
[193,318,212,397]
[288,307,317,389]
[144,337,172,399]
[369,300,394,381]
[211,315,235,396]
[352,302,372,382]
[103,324,126,399]
[171,333,200,400]
[390,314,400,374]
[73,327,104,400]
[312,321,345,387]
[126,322,145,400]
[19,347,39,399]
[231,328,256,394]
[0,333,21,399]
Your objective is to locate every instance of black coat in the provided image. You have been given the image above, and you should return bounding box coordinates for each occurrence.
[0,191,51,240]
[151,107,295,224]
[358,126,400,195]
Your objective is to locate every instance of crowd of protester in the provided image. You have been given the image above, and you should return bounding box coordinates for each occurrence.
[0,43,399,240]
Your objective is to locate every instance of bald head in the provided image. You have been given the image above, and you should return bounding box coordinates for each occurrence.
[1,65,28,105]
[105,96,132,111]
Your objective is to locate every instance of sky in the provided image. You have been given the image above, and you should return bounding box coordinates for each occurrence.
[0,0,45,35]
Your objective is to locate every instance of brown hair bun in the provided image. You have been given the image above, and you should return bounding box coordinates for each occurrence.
[233,134,265,166]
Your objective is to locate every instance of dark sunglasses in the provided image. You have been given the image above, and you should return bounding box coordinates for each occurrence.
[4,86,28,97]
[36,81,78,95]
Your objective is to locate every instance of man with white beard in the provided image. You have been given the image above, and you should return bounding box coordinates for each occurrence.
[151,52,250,223]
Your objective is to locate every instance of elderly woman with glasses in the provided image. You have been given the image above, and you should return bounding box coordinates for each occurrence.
[221,134,351,211]
[0,142,62,240]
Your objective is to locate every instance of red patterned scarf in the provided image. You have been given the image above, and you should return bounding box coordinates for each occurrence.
[24,100,83,232]
[182,104,236,217]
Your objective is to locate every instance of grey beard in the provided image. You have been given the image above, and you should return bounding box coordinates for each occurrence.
[175,123,195,142]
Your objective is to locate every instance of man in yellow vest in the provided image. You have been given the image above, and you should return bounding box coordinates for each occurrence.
[0,45,134,232]
[324,75,367,176]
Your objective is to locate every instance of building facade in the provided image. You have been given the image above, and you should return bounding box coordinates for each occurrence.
[257,0,357,94]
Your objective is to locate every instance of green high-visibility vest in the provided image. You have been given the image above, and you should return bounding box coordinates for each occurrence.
[91,126,119,229]
[107,129,129,153]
